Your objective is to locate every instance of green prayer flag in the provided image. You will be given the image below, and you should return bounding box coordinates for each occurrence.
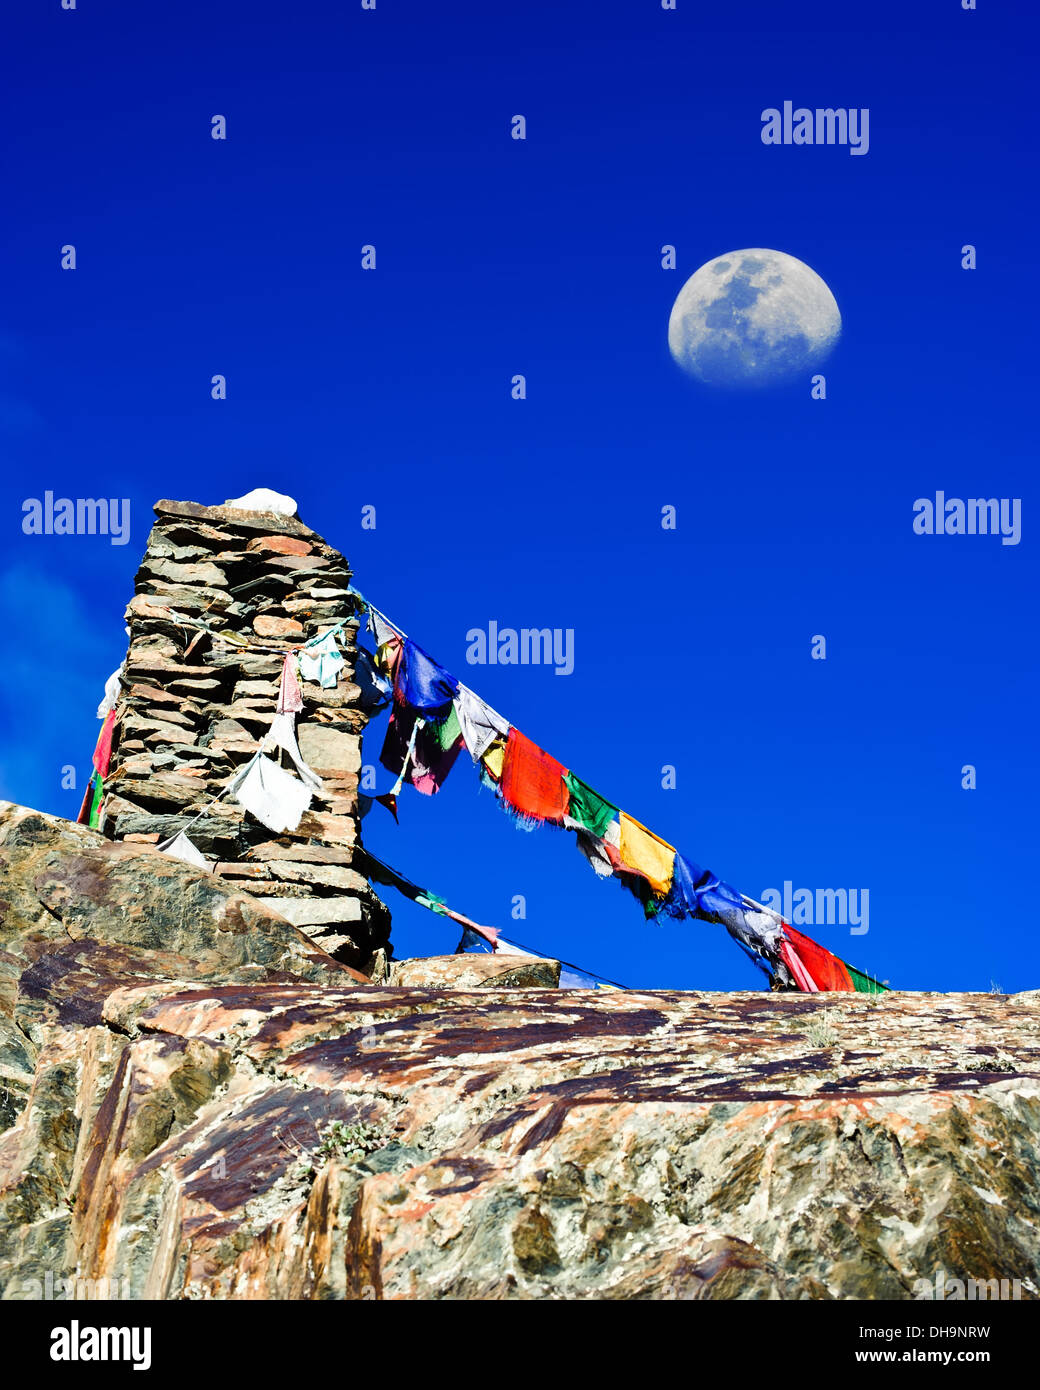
[416,891,448,916]
[564,772,617,838]
[434,704,462,751]
[845,963,889,994]
[87,774,105,829]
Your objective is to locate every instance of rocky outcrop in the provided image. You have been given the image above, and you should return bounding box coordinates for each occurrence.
[387,954,561,990]
[2,803,1038,1301]
[99,496,390,972]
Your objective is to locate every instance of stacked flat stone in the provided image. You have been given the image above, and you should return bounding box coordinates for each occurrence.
[99,495,391,975]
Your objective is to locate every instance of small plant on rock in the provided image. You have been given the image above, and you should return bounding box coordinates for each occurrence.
[802,1014,839,1048]
[291,1119,388,1182]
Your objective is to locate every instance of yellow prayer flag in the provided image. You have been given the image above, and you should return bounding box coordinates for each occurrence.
[482,739,506,781]
[618,813,675,896]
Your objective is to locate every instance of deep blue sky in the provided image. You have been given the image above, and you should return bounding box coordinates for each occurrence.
[1,0,1036,992]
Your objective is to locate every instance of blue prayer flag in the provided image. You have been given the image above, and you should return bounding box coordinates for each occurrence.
[395,639,459,716]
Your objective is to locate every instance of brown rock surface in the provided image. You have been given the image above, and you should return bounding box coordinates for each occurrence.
[252,615,304,639]
[387,954,562,990]
[1,802,1037,1301]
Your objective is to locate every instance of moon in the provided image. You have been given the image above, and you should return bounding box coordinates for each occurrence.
[668,248,841,387]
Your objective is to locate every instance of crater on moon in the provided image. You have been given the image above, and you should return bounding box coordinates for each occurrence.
[668,248,841,388]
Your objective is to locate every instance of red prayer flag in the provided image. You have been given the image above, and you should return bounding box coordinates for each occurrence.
[780,925,854,992]
[76,775,96,825]
[500,728,569,825]
[93,710,117,779]
[277,653,304,714]
[443,909,499,946]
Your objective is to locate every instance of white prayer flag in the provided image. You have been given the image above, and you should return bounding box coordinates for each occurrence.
[160,831,211,871]
[454,685,510,763]
[230,753,312,833]
[262,713,324,793]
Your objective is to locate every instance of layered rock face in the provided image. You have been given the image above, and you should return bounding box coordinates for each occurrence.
[101,497,390,973]
[1,806,1037,1301]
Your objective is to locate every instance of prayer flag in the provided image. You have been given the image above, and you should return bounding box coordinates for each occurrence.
[277,652,304,712]
[500,728,569,825]
[411,703,464,795]
[844,963,889,994]
[574,819,622,879]
[77,773,97,826]
[381,705,461,796]
[160,832,211,870]
[358,850,500,946]
[779,925,854,992]
[454,686,510,762]
[369,610,399,648]
[618,813,675,897]
[394,638,459,717]
[434,702,462,749]
[456,926,495,955]
[443,909,498,945]
[299,630,345,690]
[96,665,123,719]
[481,738,506,783]
[93,709,117,779]
[355,647,393,712]
[230,753,312,833]
[415,891,449,916]
[377,636,402,680]
[87,774,105,829]
[262,712,324,793]
[563,773,617,838]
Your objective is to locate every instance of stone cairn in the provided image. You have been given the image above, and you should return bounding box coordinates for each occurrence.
[98,495,391,976]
